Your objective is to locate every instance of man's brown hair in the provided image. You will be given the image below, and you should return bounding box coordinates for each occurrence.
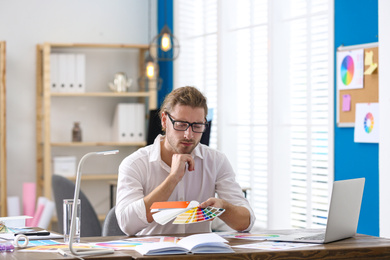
[159,86,208,131]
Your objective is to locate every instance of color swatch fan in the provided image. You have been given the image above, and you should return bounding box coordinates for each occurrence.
[151,201,225,225]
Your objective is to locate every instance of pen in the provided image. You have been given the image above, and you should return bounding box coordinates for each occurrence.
[14,231,50,236]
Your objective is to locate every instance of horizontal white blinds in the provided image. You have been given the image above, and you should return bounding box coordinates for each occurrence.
[288,1,330,228]
[228,0,269,228]
[174,0,218,148]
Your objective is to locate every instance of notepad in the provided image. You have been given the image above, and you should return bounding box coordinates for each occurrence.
[151,201,225,225]
[134,233,234,255]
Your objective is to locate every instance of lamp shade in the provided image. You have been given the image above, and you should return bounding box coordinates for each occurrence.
[150,25,180,61]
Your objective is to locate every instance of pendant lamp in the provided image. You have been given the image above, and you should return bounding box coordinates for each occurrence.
[138,0,162,91]
[149,0,180,61]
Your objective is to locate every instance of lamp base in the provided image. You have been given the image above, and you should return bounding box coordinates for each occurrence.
[58,247,114,257]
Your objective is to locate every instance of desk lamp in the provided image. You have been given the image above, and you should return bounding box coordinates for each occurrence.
[58,150,119,257]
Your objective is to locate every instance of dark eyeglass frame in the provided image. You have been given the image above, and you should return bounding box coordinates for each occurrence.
[166,113,208,133]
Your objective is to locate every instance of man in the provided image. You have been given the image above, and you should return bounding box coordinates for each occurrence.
[116,86,255,235]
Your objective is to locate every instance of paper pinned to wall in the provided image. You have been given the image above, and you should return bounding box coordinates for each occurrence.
[354,103,379,143]
[337,49,364,90]
[342,94,351,111]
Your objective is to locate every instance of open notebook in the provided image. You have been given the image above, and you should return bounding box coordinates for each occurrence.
[268,178,365,244]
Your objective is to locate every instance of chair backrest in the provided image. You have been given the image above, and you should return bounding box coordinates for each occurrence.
[102,206,126,236]
[51,174,102,237]
[147,109,212,146]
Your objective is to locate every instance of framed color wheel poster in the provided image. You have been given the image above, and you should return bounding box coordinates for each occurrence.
[337,49,364,90]
[354,103,379,143]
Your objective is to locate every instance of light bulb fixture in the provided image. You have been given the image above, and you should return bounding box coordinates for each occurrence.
[58,150,119,257]
[150,0,180,61]
[145,53,158,79]
[160,26,172,52]
[150,24,180,61]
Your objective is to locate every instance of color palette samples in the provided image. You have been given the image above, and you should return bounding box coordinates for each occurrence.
[151,201,225,225]
[341,55,354,85]
[172,206,225,224]
[364,112,374,133]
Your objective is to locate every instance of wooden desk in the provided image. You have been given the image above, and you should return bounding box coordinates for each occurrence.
[7,231,390,259]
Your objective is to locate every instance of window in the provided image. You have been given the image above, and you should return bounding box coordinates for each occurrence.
[174,0,333,230]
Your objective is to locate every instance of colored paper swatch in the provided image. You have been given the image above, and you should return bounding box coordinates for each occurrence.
[173,206,225,224]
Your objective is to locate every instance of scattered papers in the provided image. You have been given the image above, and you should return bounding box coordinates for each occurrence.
[233,241,320,250]
[91,236,179,251]
[20,243,101,252]
[218,232,280,240]
[151,201,225,225]
[134,233,234,255]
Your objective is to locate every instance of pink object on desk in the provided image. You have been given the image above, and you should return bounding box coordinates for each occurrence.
[30,197,46,227]
[23,183,36,226]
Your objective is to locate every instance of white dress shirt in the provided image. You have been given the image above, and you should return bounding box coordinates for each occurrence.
[115,135,256,236]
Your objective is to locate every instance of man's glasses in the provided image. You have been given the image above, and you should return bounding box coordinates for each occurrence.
[166,113,208,133]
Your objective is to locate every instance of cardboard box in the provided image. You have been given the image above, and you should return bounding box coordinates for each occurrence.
[53,156,76,176]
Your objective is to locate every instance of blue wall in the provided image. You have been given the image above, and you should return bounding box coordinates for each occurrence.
[334,0,379,236]
[157,0,174,108]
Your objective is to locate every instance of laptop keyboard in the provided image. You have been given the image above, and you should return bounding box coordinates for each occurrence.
[295,233,325,241]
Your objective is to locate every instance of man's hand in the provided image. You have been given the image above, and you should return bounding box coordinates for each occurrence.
[200,197,251,232]
[200,197,224,209]
[169,154,195,182]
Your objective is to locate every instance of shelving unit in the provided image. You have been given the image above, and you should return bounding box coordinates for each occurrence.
[0,41,7,217]
[36,43,157,204]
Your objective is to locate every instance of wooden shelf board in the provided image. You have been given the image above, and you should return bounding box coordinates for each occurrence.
[51,92,151,97]
[66,174,117,181]
[51,141,146,147]
[46,43,149,50]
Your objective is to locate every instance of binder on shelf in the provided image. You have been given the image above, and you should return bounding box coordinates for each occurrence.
[67,54,76,92]
[50,53,59,93]
[58,54,68,93]
[112,103,145,142]
[112,103,131,142]
[133,103,145,142]
[55,53,86,93]
[75,54,86,93]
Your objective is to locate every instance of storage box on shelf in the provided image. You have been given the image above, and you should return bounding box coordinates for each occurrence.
[36,43,158,218]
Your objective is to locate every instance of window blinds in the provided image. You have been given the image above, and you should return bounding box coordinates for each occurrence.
[174,0,333,230]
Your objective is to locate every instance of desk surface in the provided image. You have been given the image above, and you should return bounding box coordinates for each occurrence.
[7,230,390,260]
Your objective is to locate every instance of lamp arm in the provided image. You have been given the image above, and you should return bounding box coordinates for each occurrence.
[65,150,118,256]
[69,152,96,255]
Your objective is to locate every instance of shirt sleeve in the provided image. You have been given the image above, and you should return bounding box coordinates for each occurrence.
[115,155,150,236]
[214,153,256,232]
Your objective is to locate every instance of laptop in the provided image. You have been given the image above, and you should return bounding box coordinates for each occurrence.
[268,177,365,244]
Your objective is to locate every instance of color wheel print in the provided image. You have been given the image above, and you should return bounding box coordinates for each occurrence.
[341,55,354,85]
[364,112,374,133]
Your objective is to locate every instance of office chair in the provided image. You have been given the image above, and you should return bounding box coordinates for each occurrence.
[147,109,212,146]
[51,174,102,237]
[102,206,126,236]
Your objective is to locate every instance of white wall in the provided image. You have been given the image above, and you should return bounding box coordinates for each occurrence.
[379,0,390,238]
[0,0,156,214]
